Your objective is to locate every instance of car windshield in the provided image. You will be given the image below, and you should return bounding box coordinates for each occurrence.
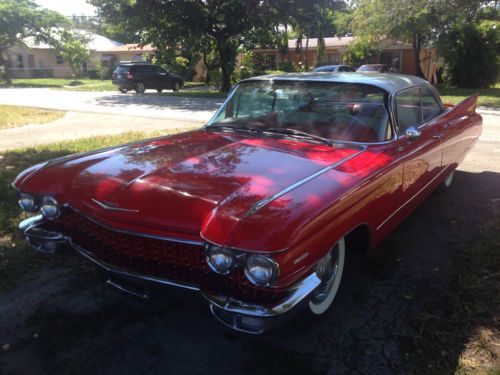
[208,80,390,143]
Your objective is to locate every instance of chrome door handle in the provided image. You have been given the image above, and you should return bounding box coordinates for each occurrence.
[433,134,443,140]
[396,146,405,152]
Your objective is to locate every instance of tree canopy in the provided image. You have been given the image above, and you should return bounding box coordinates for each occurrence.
[0,0,66,84]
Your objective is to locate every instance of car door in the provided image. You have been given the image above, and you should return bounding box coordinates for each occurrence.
[392,86,444,211]
[154,67,171,89]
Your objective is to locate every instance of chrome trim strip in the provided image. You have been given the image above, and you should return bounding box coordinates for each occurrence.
[201,272,321,318]
[106,278,149,299]
[91,198,139,213]
[245,148,366,217]
[376,165,453,230]
[69,205,204,246]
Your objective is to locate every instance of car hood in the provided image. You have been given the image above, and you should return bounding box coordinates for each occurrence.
[14,130,361,245]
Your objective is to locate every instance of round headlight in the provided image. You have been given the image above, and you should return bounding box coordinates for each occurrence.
[206,245,235,274]
[244,255,279,287]
[41,196,60,219]
[18,193,38,212]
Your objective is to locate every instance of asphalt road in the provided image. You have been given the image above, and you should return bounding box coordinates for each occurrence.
[0,88,223,121]
[0,96,498,375]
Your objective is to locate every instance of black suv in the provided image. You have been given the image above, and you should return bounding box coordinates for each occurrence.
[112,62,184,94]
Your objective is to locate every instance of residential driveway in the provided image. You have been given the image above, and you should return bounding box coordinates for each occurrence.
[0,88,224,121]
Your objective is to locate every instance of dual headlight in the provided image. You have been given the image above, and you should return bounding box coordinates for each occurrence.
[18,193,60,220]
[205,243,279,287]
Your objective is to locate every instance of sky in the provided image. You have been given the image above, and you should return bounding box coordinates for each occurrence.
[35,0,97,16]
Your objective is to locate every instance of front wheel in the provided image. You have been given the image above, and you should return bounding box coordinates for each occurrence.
[135,82,145,94]
[309,238,346,315]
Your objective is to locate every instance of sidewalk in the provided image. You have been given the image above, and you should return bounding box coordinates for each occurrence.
[0,112,202,151]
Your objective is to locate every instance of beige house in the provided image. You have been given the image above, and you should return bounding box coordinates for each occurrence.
[7,31,154,79]
[253,36,442,83]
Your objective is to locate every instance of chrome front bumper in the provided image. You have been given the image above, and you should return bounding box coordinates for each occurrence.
[20,216,321,334]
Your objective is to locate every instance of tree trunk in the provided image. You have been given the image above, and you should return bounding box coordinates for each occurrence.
[305,37,309,71]
[412,31,426,79]
[202,51,211,84]
[285,23,291,67]
[0,50,12,85]
[275,25,280,71]
[218,41,236,93]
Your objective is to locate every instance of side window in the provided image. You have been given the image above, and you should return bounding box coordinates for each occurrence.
[155,67,167,74]
[421,87,442,121]
[396,87,422,134]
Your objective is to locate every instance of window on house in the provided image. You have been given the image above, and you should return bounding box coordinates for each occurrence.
[14,54,24,68]
[56,55,64,64]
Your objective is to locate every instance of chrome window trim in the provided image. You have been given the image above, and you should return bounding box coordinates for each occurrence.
[392,83,446,137]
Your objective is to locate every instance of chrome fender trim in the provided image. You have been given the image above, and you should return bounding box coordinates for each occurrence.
[245,148,366,217]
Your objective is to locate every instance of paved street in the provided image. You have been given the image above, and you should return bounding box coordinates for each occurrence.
[0,88,223,121]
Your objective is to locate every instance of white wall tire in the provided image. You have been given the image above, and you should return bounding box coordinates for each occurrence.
[309,237,346,315]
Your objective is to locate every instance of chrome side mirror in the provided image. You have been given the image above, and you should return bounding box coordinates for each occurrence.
[405,126,421,140]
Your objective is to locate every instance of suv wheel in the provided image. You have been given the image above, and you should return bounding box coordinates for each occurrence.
[135,82,145,94]
[173,82,180,92]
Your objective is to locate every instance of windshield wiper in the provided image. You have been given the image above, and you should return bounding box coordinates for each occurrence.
[206,125,263,135]
[263,128,334,146]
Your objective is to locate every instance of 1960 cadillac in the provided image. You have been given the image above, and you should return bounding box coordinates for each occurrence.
[13,73,482,333]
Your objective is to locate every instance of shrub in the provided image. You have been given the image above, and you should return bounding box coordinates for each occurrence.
[438,20,500,88]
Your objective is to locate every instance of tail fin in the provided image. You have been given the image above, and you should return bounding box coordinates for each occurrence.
[446,94,479,115]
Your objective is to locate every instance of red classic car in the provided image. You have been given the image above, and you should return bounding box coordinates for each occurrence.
[13,73,482,334]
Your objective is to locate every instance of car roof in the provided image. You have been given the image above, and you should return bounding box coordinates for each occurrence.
[241,72,429,93]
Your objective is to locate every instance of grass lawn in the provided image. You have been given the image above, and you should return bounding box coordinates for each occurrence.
[434,85,500,108]
[0,105,65,130]
[0,127,194,291]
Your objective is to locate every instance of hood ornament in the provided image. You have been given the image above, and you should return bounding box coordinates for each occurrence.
[91,199,139,213]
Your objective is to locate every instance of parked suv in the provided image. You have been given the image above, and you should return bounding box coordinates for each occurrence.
[112,62,184,94]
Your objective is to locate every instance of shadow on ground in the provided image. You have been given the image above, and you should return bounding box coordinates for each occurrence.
[91,92,224,113]
[0,168,498,375]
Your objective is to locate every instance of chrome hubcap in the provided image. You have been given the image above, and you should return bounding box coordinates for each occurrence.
[311,245,339,303]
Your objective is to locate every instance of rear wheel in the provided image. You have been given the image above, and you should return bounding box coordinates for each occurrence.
[119,88,128,93]
[173,82,180,92]
[309,237,346,315]
[135,82,145,94]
